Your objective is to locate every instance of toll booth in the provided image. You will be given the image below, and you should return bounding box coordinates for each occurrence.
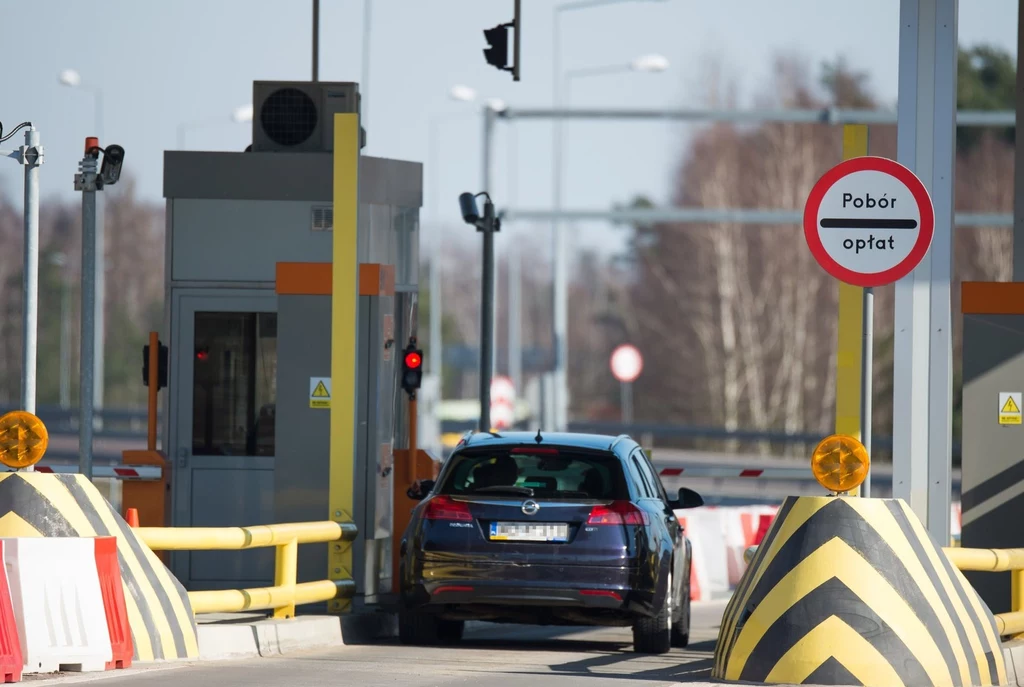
[960,282,1024,614]
[161,80,421,611]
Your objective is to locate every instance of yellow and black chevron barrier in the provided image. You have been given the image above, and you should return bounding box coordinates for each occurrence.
[0,471,200,662]
[714,495,1006,686]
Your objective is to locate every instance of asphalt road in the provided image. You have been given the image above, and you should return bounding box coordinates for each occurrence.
[29,601,728,687]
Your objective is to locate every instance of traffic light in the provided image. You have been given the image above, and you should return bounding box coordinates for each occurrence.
[482,1,520,81]
[142,342,169,390]
[401,338,423,397]
[483,25,509,71]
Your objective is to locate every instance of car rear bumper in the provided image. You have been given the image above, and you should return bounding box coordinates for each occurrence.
[402,559,656,618]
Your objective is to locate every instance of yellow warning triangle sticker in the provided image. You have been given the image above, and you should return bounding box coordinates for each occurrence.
[312,381,330,398]
[1002,396,1020,413]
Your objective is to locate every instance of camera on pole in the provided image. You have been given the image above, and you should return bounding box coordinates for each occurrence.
[401,337,423,398]
[482,0,521,81]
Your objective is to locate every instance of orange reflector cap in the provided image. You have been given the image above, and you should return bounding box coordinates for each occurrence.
[0,410,49,469]
[810,433,869,494]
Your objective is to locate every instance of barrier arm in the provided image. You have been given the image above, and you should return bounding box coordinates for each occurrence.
[136,521,358,619]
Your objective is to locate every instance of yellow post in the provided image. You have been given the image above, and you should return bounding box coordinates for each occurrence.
[1013,569,1024,614]
[330,113,360,612]
[273,538,298,619]
[834,124,868,496]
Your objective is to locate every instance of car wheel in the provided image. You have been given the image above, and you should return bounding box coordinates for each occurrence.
[633,570,672,654]
[672,562,691,648]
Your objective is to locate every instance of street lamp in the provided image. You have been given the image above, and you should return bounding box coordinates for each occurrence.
[428,85,497,434]
[177,104,254,150]
[49,253,72,409]
[549,0,670,432]
[58,69,104,141]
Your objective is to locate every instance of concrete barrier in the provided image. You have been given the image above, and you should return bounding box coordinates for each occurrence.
[0,473,199,663]
[714,495,1005,686]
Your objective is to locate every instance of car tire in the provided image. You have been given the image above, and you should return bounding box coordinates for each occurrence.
[633,570,672,655]
[672,563,691,648]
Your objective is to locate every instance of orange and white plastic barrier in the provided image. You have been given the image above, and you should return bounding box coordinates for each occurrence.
[1,536,132,679]
[680,502,963,600]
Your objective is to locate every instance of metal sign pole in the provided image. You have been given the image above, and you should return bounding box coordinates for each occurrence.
[20,127,41,418]
[621,381,633,425]
[862,286,875,497]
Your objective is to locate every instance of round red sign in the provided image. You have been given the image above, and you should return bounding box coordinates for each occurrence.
[803,156,935,288]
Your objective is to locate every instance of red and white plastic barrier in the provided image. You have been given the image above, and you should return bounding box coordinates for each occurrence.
[26,466,161,480]
[679,502,964,601]
[0,537,132,679]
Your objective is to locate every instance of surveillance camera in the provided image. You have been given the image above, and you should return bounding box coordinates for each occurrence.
[459,192,480,225]
[100,145,125,186]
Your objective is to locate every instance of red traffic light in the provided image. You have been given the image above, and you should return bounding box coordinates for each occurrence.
[404,351,422,369]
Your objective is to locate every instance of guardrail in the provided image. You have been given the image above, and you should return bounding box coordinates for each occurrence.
[134,521,358,619]
[945,547,1024,637]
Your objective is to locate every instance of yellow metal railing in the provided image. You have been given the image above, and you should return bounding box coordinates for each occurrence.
[944,547,1024,637]
[135,521,358,619]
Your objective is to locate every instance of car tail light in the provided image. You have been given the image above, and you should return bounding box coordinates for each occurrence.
[423,495,472,521]
[587,501,649,526]
[580,589,623,601]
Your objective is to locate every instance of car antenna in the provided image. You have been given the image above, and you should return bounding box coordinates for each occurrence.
[535,429,543,443]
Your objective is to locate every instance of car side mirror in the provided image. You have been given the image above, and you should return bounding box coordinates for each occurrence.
[676,487,703,509]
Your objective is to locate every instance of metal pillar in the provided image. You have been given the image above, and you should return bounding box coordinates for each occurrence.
[479,107,497,431]
[1014,0,1024,280]
[20,128,41,417]
[76,150,100,479]
[360,0,371,126]
[93,188,105,430]
[312,0,320,81]
[551,11,569,432]
[508,243,522,391]
[893,0,957,543]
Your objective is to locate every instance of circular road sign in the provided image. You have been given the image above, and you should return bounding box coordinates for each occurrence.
[491,376,515,404]
[610,344,643,383]
[0,410,49,470]
[803,156,934,288]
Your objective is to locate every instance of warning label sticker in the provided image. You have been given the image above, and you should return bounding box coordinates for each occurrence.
[999,392,1021,426]
[310,377,331,409]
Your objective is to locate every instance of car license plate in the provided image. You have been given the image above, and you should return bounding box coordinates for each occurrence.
[489,522,569,542]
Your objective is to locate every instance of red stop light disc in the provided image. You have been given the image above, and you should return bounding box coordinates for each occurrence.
[405,352,422,368]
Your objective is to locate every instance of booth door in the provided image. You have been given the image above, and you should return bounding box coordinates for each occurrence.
[170,289,277,590]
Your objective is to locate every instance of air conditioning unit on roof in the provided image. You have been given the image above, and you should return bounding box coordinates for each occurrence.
[251,81,365,153]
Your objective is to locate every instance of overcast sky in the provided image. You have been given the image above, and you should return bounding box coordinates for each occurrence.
[0,0,1016,260]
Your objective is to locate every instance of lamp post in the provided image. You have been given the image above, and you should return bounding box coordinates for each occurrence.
[551,51,670,433]
[58,69,103,141]
[550,0,670,431]
[177,104,253,150]
[427,85,479,396]
[49,253,72,409]
[59,69,107,427]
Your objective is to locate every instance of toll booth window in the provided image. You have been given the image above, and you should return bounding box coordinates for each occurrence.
[192,312,277,456]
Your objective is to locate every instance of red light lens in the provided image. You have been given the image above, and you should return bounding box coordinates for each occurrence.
[586,501,649,526]
[580,589,623,601]
[196,349,209,361]
[423,495,472,521]
[405,352,422,369]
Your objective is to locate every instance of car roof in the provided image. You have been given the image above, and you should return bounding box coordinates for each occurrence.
[458,431,634,453]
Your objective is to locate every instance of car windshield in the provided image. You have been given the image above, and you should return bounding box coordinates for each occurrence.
[438,448,630,500]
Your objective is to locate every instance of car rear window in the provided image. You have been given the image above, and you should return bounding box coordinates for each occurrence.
[438,447,630,500]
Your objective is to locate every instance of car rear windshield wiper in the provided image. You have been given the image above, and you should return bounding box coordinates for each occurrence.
[472,486,535,496]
